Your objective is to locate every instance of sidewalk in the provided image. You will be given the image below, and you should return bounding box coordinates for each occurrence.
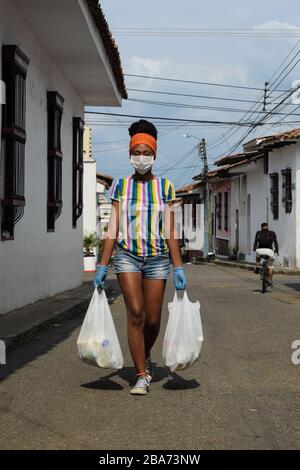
[0,271,117,354]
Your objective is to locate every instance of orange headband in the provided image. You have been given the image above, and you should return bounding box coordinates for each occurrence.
[129,133,157,155]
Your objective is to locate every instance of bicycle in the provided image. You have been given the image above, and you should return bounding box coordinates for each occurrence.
[256,248,275,294]
[258,255,270,293]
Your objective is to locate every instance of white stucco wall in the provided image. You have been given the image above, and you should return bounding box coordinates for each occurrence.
[184,202,204,251]
[229,172,250,258]
[296,166,300,268]
[83,161,97,259]
[265,146,298,268]
[0,0,85,314]
[229,144,300,268]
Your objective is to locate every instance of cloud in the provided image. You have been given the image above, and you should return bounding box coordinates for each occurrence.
[254,20,299,30]
[125,55,249,85]
[124,56,162,76]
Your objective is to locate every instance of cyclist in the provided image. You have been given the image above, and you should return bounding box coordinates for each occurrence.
[253,222,279,287]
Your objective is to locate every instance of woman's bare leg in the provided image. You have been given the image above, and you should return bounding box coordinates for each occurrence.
[116,272,146,374]
[143,278,167,358]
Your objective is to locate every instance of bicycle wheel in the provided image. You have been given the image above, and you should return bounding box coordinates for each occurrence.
[262,267,268,293]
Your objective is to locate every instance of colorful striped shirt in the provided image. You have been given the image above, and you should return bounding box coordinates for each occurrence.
[108,175,176,256]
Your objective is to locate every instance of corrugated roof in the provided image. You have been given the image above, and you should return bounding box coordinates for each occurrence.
[244,127,300,150]
[96,172,114,188]
[86,0,127,99]
[193,126,300,181]
[193,156,260,181]
[175,181,203,194]
[214,150,261,167]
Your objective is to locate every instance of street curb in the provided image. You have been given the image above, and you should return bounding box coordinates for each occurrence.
[1,284,115,355]
[1,299,90,354]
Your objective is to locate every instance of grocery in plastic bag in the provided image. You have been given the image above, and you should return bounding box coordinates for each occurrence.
[77,287,123,369]
[163,289,203,372]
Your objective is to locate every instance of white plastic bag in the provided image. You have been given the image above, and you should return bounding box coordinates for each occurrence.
[162,289,203,372]
[77,287,123,369]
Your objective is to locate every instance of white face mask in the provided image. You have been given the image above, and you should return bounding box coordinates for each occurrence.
[130,154,154,174]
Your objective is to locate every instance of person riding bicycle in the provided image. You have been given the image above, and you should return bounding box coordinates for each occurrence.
[253,223,279,288]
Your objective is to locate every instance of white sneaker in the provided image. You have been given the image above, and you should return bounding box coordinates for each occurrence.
[130,375,150,396]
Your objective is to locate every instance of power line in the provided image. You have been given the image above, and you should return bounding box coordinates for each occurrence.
[127,97,300,116]
[214,84,300,161]
[114,27,300,39]
[268,39,300,86]
[125,73,287,92]
[85,111,264,127]
[208,41,300,157]
[127,88,263,104]
[155,145,198,173]
[268,48,300,91]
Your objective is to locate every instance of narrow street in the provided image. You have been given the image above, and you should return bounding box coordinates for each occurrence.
[0,265,299,450]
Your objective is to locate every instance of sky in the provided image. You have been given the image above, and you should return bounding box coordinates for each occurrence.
[85,0,300,189]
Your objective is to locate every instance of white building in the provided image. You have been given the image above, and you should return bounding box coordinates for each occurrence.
[83,126,97,262]
[175,182,205,261]
[82,125,113,269]
[96,173,114,237]
[0,0,127,314]
[194,128,300,268]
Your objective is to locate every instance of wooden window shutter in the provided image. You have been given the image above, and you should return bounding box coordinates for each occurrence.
[269,173,279,220]
[47,91,64,231]
[72,117,84,228]
[1,45,29,240]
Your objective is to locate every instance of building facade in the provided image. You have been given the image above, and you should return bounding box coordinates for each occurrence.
[0,0,126,314]
[194,129,300,268]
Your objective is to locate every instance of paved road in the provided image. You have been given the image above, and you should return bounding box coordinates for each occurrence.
[0,265,299,450]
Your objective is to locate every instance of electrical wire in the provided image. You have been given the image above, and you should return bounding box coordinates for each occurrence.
[127,88,263,104]
[124,73,287,92]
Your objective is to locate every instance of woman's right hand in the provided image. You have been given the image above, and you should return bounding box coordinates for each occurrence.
[173,266,186,290]
[94,265,108,289]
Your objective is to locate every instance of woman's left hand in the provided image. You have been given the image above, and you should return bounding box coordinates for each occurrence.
[173,266,186,290]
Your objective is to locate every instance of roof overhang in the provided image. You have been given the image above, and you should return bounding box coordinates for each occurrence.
[12,0,125,106]
[96,172,114,188]
[228,161,258,174]
[175,187,203,197]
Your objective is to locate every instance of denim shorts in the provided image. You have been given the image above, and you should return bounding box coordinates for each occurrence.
[113,245,170,279]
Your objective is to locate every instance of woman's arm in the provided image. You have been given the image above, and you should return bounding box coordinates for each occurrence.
[164,201,183,267]
[99,200,120,266]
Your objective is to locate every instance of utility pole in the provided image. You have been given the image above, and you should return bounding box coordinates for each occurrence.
[199,138,211,258]
[263,81,269,112]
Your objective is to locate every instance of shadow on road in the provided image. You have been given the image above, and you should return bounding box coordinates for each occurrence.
[81,363,201,391]
[282,283,300,292]
[0,315,85,383]
[0,281,122,383]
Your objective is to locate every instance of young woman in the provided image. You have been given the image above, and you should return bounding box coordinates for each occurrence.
[94,119,186,396]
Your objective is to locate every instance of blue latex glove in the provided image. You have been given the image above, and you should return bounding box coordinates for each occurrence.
[94,265,108,289]
[173,266,186,290]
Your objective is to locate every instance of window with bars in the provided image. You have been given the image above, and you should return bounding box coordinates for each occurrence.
[263,151,269,175]
[281,168,292,214]
[217,192,222,230]
[270,173,279,220]
[72,117,84,228]
[47,91,64,231]
[1,45,29,240]
[224,191,229,231]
